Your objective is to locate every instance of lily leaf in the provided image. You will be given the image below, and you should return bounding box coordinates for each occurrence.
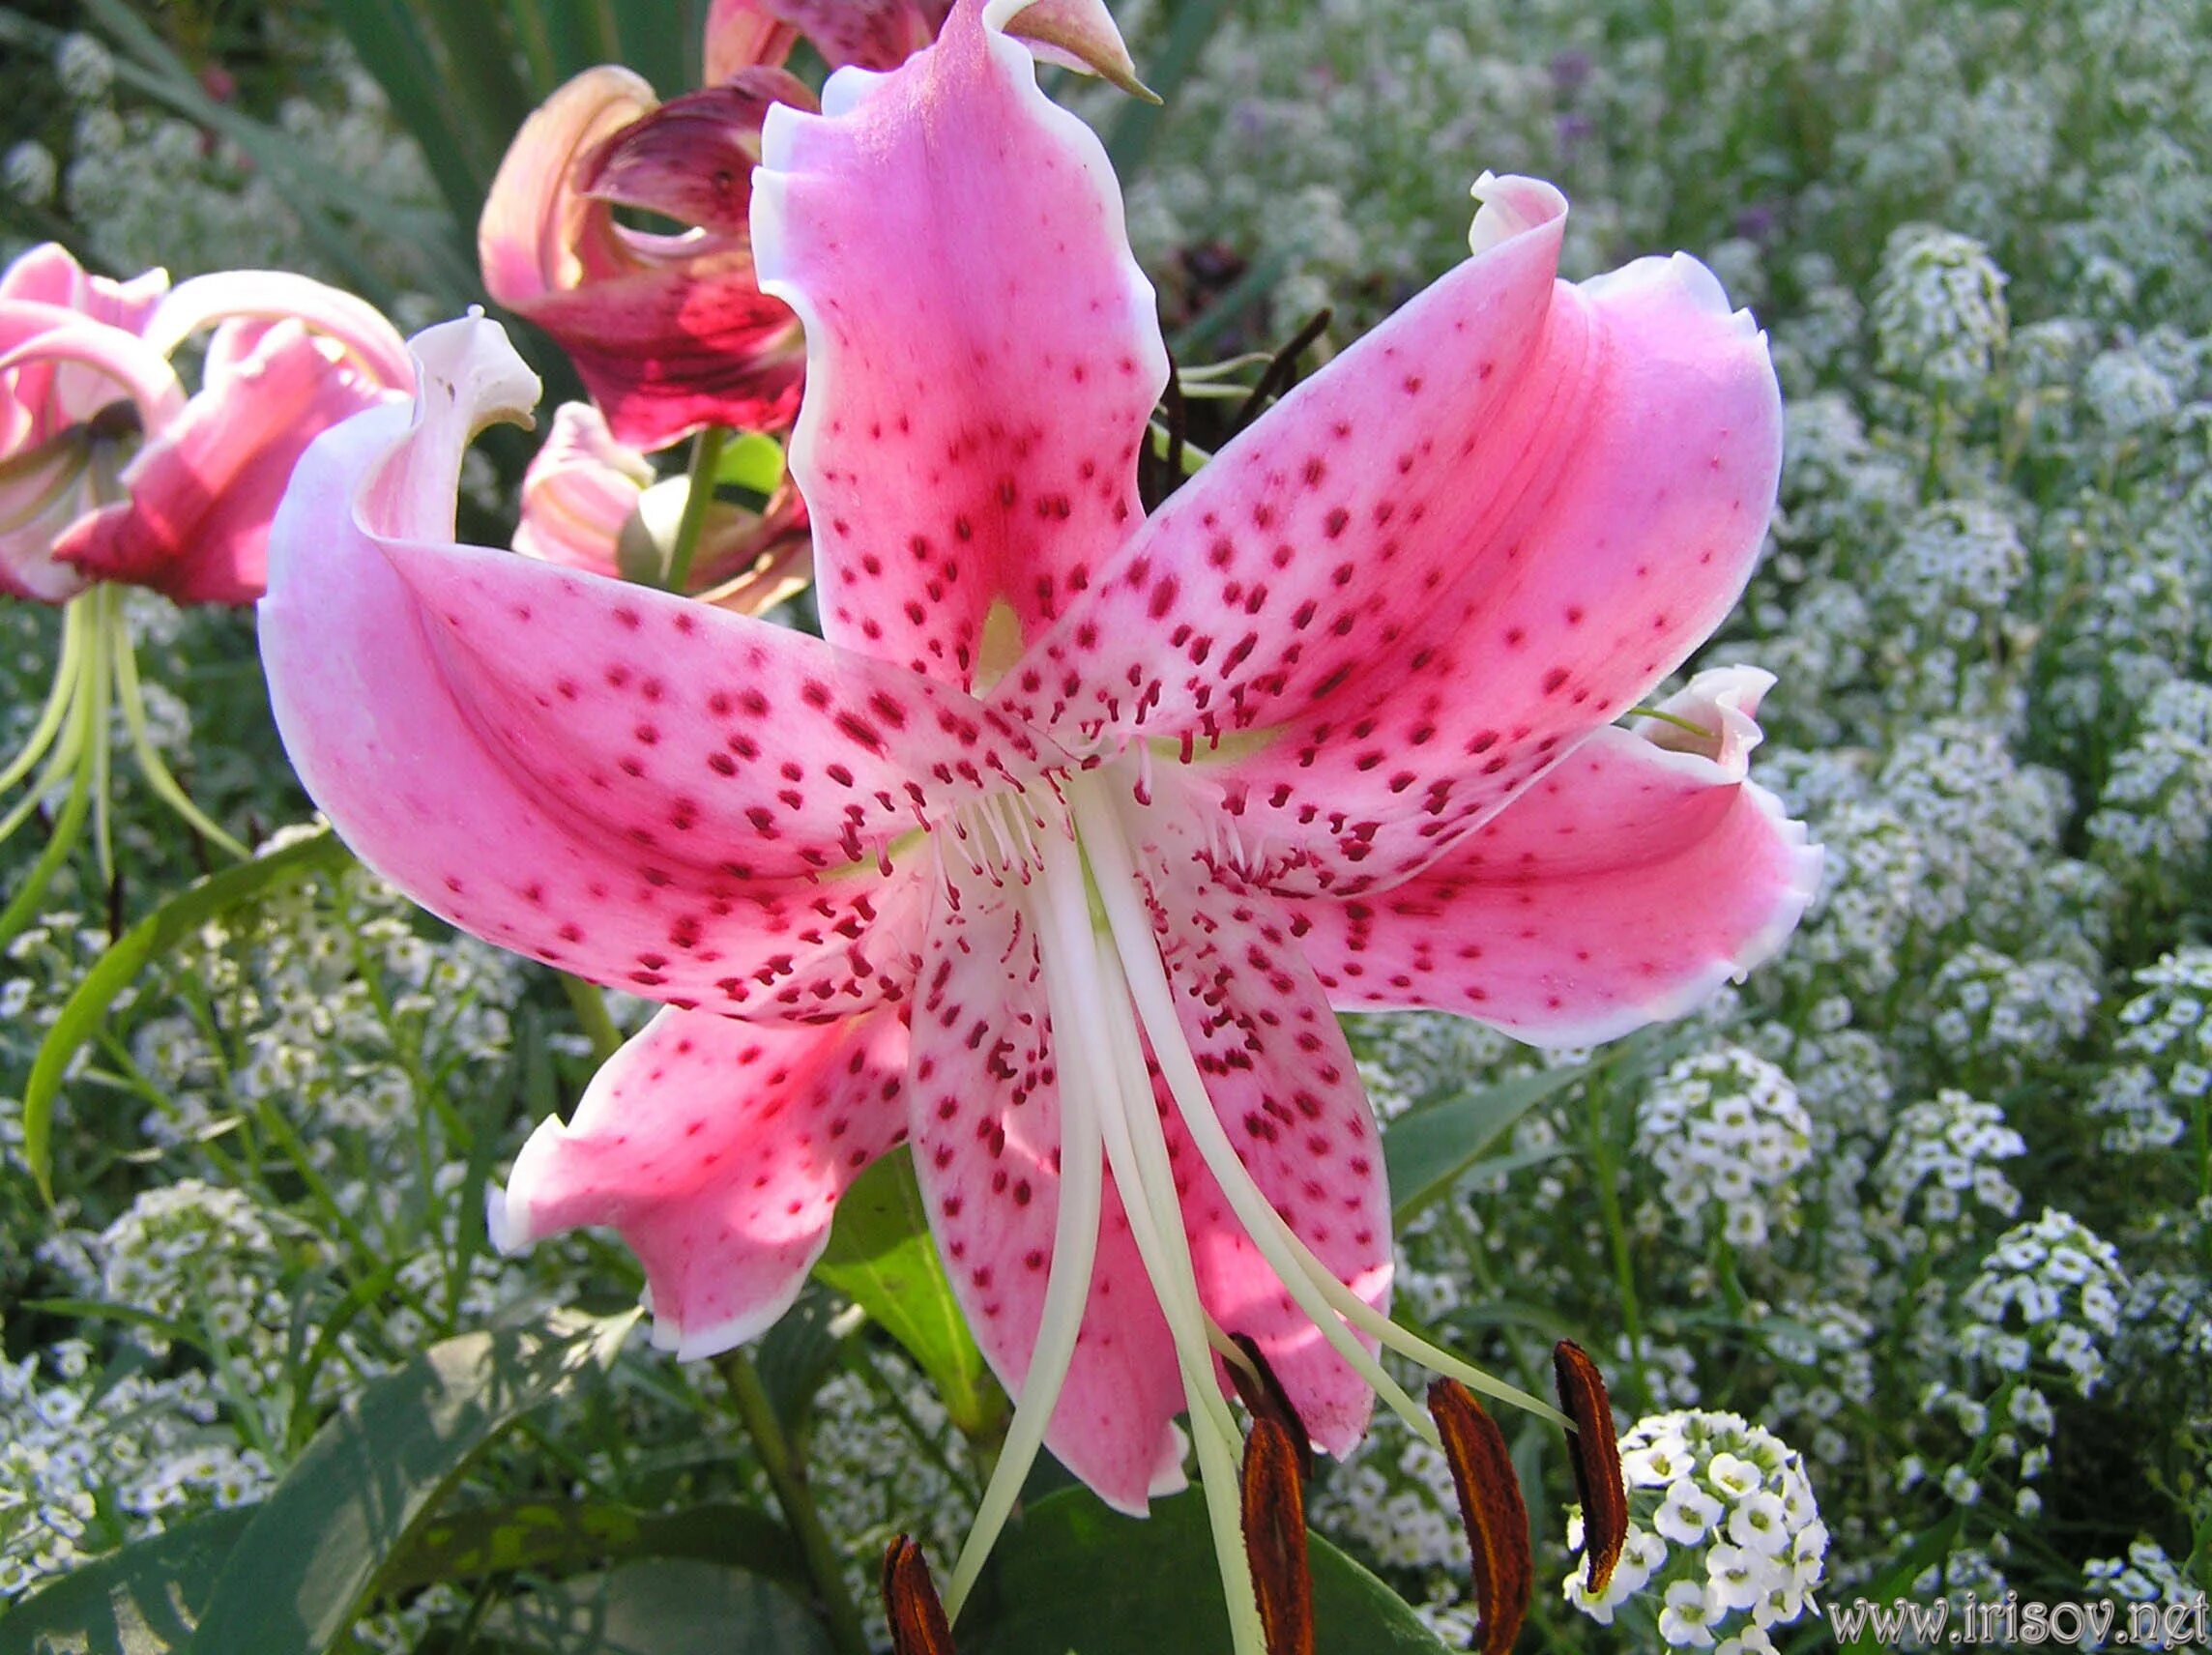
[812,1147,1004,1438]
[966,1486,1451,1654]
[0,1509,252,1655]
[477,1558,832,1655]
[1382,1061,1595,1231]
[187,1311,634,1655]
[21,825,353,1200]
[381,1498,805,1595]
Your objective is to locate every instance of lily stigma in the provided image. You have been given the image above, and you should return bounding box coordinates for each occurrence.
[258,0,1819,1647]
[0,246,410,943]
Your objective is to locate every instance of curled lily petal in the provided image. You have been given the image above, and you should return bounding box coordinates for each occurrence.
[753,0,1166,686]
[142,270,414,389]
[480,67,805,450]
[1280,667,1822,1044]
[705,0,802,82]
[0,247,167,427]
[0,305,189,438]
[493,1005,908,1356]
[586,74,817,237]
[55,320,400,605]
[1006,176,1784,898]
[264,316,1062,1015]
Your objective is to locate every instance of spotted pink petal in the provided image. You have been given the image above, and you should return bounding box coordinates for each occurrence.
[907,862,1187,1513]
[1003,176,1784,897]
[479,66,805,451]
[1280,668,1823,1044]
[1113,800,1389,1456]
[262,316,1061,1016]
[493,1004,910,1356]
[512,401,656,577]
[751,0,1165,686]
[53,320,399,605]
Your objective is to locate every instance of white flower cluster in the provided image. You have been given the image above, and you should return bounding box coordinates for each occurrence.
[1636,1048,1813,1249]
[1871,1091,2025,1262]
[2086,1538,2205,1641]
[2091,947,2212,1154]
[1922,944,2099,1087]
[1564,1409,1827,1651]
[1869,225,2010,397]
[1958,1210,2128,1395]
[2089,680,2212,896]
[0,1335,271,1596]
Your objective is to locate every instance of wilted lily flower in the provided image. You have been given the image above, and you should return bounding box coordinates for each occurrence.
[262,0,1815,1645]
[479,0,1141,451]
[0,243,410,938]
[514,400,811,610]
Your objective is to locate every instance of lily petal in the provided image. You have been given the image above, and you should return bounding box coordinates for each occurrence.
[0,247,167,427]
[54,320,397,605]
[751,0,1166,686]
[908,864,1188,1513]
[141,270,414,390]
[0,302,189,438]
[262,317,1058,1016]
[1280,668,1823,1045]
[512,401,656,575]
[480,67,805,450]
[492,1004,910,1357]
[1009,176,1783,895]
[1122,815,1390,1457]
[705,0,802,82]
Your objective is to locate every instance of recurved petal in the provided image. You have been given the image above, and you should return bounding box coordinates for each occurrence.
[492,1004,909,1357]
[54,320,398,605]
[704,0,802,82]
[1007,176,1783,895]
[0,243,168,334]
[480,68,805,451]
[262,316,1049,1019]
[907,864,1188,1514]
[1278,668,1821,1045]
[0,301,189,439]
[140,270,414,390]
[751,0,1165,686]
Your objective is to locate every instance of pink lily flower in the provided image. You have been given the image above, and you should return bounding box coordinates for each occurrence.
[477,0,1143,451]
[262,0,1816,1641]
[0,244,412,605]
[513,400,812,612]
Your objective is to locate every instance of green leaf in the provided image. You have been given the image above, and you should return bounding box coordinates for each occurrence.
[812,1147,1004,1438]
[380,1499,805,1595]
[715,431,789,496]
[478,1559,833,1655]
[21,826,353,1200]
[966,1487,1451,1655]
[1103,0,1237,179]
[1382,1061,1595,1231]
[0,1508,252,1655]
[187,1311,634,1655]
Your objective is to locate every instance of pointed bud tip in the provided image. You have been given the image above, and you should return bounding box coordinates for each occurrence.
[1552,1342,1628,1598]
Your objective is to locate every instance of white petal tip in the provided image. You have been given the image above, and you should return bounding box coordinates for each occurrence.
[484,1181,527,1254]
[1468,173,1567,256]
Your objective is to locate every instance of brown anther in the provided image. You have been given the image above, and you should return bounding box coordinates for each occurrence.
[1228,1332,1314,1486]
[1240,1417,1315,1655]
[1553,1340,1628,1596]
[1428,1379,1532,1655]
[883,1534,957,1655]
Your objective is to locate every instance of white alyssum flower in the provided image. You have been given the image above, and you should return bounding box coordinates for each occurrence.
[1637,1048,1813,1247]
[1565,1410,1826,1649]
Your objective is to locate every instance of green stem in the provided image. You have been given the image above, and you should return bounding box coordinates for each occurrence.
[663,426,727,594]
[0,686,95,953]
[0,594,87,798]
[1581,1074,1651,1409]
[718,1350,871,1655]
[558,971,625,1065]
[112,598,249,858]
